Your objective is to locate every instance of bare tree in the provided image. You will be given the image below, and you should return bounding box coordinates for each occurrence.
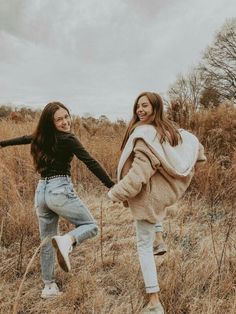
[168,71,203,110]
[167,71,203,127]
[167,18,236,122]
[200,18,236,103]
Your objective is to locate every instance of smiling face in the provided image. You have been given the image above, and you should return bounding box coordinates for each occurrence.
[136,95,154,122]
[53,107,71,132]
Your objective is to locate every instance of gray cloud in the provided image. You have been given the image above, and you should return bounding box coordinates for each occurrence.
[0,0,235,119]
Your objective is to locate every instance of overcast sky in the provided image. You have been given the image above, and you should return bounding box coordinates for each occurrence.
[0,0,235,120]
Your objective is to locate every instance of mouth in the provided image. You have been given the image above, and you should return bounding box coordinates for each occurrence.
[62,125,70,130]
[138,114,147,120]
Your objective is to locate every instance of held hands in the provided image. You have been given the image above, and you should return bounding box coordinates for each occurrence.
[107,189,129,208]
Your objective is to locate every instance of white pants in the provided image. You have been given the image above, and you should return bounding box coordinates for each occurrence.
[136,220,160,293]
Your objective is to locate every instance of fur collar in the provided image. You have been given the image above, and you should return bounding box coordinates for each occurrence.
[118,125,200,180]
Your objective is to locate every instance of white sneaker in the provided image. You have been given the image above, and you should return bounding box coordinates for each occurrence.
[41,282,62,299]
[52,235,74,272]
[142,301,165,314]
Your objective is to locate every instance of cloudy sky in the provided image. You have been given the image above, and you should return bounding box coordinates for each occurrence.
[0,0,235,120]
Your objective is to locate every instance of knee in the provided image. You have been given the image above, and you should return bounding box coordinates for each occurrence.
[136,226,154,251]
[41,240,53,254]
[137,237,153,252]
[39,230,57,242]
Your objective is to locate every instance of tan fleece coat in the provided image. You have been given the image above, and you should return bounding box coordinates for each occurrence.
[108,125,206,223]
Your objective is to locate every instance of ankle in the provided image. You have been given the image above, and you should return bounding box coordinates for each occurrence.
[148,292,160,305]
[155,232,164,243]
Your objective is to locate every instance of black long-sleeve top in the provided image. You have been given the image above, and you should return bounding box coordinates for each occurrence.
[0,132,114,188]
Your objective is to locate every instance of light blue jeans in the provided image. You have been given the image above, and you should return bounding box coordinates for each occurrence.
[136,220,160,293]
[34,176,98,284]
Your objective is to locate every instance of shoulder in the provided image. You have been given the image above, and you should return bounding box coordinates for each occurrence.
[133,139,153,156]
[123,125,158,158]
[57,132,77,141]
[133,138,156,155]
[133,139,160,167]
[56,132,82,147]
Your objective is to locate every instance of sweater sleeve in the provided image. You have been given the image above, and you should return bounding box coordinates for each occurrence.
[108,140,159,202]
[0,135,32,147]
[68,134,114,188]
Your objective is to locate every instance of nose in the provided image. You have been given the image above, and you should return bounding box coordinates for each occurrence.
[62,118,68,125]
[137,108,144,113]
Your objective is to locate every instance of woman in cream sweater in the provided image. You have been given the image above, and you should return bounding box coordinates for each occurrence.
[108,92,206,314]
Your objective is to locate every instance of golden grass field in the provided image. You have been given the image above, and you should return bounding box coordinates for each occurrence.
[0,104,235,314]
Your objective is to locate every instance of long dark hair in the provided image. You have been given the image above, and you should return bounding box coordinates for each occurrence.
[121,92,181,150]
[31,102,70,172]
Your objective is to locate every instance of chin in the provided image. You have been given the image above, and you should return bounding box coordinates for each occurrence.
[60,128,70,132]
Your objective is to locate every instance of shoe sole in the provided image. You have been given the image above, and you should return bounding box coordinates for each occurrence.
[41,293,62,299]
[142,302,165,314]
[52,238,70,272]
[153,247,167,256]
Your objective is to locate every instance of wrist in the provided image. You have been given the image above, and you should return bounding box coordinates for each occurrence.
[107,190,120,202]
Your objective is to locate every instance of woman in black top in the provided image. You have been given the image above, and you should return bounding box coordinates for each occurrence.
[0,102,114,299]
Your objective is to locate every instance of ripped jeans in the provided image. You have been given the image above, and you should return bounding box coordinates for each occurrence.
[34,176,98,284]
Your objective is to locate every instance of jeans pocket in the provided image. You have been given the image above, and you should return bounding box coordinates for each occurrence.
[66,185,77,200]
[49,187,68,207]
[48,185,77,207]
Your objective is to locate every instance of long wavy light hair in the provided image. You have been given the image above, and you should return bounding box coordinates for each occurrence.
[31,102,70,172]
[121,92,181,150]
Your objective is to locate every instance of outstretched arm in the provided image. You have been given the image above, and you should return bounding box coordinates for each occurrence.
[0,135,32,147]
[68,134,114,188]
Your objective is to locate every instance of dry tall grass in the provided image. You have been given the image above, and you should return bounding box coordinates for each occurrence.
[0,104,235,314]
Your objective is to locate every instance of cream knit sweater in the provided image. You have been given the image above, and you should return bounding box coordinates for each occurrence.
[108,125,206,223]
